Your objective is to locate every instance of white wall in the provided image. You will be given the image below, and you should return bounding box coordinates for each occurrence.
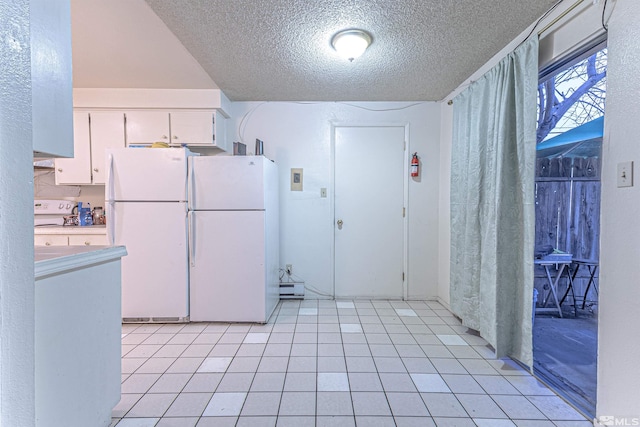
[0,0,36,424]
[597,0,640,419]
[229,102,441,299]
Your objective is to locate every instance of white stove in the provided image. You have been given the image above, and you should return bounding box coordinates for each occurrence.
[34,199,76,227]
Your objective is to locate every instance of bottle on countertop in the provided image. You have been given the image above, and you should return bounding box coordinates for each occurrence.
[78,202,93,226]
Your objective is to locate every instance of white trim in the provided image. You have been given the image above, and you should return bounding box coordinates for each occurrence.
[35,246,127,279]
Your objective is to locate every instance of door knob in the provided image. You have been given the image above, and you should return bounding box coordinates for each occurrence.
[337,219,343,230]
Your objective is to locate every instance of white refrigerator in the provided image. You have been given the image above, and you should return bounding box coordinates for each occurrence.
[188,156,279,323]
[106,147,195,322]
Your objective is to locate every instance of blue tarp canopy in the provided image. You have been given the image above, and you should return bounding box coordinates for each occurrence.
[537,116,603,159]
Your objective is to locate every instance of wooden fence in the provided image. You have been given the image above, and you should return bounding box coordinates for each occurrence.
[534,156,601,307]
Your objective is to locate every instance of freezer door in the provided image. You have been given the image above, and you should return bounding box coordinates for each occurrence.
[106,147,190,202]
[113,201,189,320]
[189,156,265,210]
[189,210,267,322]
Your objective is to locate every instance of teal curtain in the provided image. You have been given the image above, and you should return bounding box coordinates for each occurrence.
[450,37,538,367]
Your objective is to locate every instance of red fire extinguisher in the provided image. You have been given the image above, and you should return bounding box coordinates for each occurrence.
[411,152,419,177]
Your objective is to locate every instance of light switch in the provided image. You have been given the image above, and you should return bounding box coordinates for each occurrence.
[617,161,633,188]
[291,168,303,191]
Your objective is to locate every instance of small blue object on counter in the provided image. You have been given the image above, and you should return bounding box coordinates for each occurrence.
[78,202,93,226]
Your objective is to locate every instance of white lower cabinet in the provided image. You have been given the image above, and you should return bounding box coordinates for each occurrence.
[68,234,109,246]
[55,111,125,185]
[34,235,69,246]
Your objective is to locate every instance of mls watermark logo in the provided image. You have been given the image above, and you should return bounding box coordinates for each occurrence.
[595,416,640,426]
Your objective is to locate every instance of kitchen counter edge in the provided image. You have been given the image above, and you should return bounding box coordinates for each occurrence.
[35,245,127,279]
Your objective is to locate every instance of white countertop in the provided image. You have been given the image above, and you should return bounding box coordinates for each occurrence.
[35,245,127,279]
[34,225,107,235]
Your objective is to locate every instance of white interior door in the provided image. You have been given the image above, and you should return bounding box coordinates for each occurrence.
[334,126,406,298]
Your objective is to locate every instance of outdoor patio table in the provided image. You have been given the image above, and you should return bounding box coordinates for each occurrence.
[560,258,599,310]
[534,255,574,318]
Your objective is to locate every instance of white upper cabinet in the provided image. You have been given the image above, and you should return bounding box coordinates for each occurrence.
[170,111,214,146]
[124,111,171,145]
[55,112,91,184]
[55,111,125,185]
[125,110,228,151]
[90,112,127,184]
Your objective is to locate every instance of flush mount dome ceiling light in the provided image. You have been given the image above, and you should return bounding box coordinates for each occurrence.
[331,29,372,62]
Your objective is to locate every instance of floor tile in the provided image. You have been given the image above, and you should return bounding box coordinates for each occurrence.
[275,415,315,427]
[148,373,192,393]
[473,419,517,427]
[287,356,316,372]
[201,392,246,417]
[340,323,363,333]
[250,372,286,392]
[240,391,281,416]
[354,416,396,426]
[526,395,587,420]
[395,417,437,427]
[431,417,477,427]
[441,374,485,394]
[284,372,317,391]
[436,334,469,346]
[114,300,580,426]
[278,391,316,416]
[122,373,162,394]
[351,392,392,416]
[183,373,223,393]
[455,393,508,418]
[197,357,232,373]
[235,416,277,427]
[317,391,354,415]
[410,373,451,393]
[215,373,255,392]
[244,332,270,344]
[421,392,468,417]
[112,393,143,418]
[386,392,429,416]
[164,392,213,417]
[379,372,417,392]
[316,415,356,426]
[318,372,350,391]
[155,417,199,427]
[347,372,382,391]
[115,419,160,427]
[126,393,177,417]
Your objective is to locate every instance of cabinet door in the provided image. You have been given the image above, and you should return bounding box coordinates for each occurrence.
[89,112,125,184]
[170,111,214,146]
[55,112,92,184]
[125,111,170,145]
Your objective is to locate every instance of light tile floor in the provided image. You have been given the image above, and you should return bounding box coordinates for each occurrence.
[111,300,591,427]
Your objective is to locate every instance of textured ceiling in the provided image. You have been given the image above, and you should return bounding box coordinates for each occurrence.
[143,0,556,101]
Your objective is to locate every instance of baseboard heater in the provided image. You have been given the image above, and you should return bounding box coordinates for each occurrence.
[279,281,305,299]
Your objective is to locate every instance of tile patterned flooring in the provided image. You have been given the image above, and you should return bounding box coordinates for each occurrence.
[111,300,591,427]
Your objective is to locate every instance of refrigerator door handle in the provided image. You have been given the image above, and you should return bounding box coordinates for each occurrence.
[188,211,195,267]
[188,158,195,210]
[107,154,115,246]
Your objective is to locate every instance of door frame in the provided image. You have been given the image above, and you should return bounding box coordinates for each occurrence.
[330,121,410,300]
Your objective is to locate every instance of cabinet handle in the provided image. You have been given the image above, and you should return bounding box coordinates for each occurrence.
[45,242,51,246]
[84,241,91,246]
[173,135,178,139]
[57,168,63,172]
[162,135,168,139]
[93,168,99,172]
